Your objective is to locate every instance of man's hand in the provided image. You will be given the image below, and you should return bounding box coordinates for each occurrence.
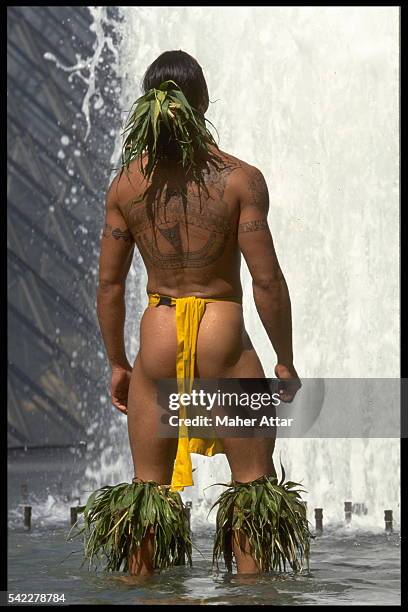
[275,363,301,403]
[111,365,133,415]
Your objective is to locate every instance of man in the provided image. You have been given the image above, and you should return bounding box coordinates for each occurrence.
[90,50,307,576]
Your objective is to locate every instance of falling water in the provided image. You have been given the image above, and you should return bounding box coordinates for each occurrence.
[66,7,399,530]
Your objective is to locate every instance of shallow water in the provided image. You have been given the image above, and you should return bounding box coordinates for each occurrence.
[7,447,401,605]
[8,525,400,605]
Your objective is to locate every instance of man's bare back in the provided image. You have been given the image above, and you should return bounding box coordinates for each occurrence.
[110,147,258,300]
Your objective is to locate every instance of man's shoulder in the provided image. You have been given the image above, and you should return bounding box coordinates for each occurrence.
[216,149,254,171]
[106,158,145,203]
[216,149,264,190]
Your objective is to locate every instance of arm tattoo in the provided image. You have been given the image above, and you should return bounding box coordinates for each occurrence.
[238,219,268,233]
[102,223,132,241]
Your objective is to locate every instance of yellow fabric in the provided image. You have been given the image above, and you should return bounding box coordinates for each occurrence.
[147,292,242,491]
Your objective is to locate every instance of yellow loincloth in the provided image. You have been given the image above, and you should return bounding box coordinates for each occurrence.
[147,292,242,492]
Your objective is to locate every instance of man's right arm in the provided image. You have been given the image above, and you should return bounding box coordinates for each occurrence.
[236,164,299,388]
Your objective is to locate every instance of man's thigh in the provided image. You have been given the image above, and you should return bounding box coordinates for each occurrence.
[127,355,178,484]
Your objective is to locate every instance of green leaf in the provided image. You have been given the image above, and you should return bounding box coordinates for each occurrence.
[117,78,221,194]
[70,480,192,572]
[211,473,311,573]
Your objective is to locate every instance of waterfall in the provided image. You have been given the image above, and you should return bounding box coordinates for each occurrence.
[80,7,400,530]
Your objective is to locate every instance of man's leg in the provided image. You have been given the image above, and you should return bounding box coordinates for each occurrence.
[195,304,310,574]
[127,355,179,575]
[201,343,276,574]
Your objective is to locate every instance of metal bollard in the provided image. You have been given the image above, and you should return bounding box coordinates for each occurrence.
[384,510,393,532]
[24,506,32,529]
[314,508,323,533]
[185,501,192,532]
[70,507,79,527]
[344,501,352,524]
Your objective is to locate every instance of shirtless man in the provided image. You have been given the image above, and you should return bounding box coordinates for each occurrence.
[96,50,301,575]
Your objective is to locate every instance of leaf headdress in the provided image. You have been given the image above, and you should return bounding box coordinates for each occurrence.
[120,80,219,187]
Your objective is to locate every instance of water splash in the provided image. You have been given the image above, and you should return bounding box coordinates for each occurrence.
[44,7,120,139]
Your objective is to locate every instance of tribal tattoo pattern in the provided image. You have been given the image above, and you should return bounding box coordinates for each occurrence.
[102,223,132,242]
[120,158,240,270]
[141,226,227,269]
[113,156,270,269]
[238,219,268,233]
